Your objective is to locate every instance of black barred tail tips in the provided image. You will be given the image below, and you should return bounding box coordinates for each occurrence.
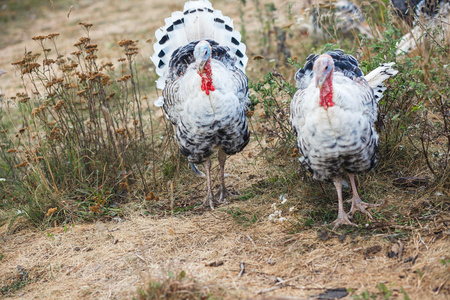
[151,0,248,91]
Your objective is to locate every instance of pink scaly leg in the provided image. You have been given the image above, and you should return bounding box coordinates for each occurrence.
[216,149,229,203]
[331,177,355,230]
[348,173,381,218]
[202,158,215,210]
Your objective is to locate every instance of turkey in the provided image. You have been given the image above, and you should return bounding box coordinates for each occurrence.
[298,1,373,39]
[391,0,423,24]
[290,50,398,229]
[394,0,450,55]
[151,0,250,209]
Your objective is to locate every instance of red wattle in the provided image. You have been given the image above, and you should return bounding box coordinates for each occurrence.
[198,60,215,95]
[319,77,334,110]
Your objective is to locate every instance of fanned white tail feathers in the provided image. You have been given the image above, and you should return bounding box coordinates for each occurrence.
[151,0,248,91]
[364,62,398,103]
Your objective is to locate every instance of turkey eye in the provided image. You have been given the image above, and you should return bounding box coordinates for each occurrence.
[325,66,328,70]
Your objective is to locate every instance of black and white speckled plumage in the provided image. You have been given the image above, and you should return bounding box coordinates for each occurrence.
[151,0,250,209]
[162,52,250,164]
[392,0,445,21]
[291,50,378,181]
[394,0,450,54]
[299,1,373,39]
[290,50,397,228]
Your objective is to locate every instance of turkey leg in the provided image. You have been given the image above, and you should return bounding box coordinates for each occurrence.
[331,177,355,230]
[216,148,229,203]
[347,173,381,218]
[202,157,216,209]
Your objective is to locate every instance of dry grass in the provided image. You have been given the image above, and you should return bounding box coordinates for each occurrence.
[1,198,449,299]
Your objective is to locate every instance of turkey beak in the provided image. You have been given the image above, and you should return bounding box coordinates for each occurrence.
[197,60,206,74]
[316,75,325,89]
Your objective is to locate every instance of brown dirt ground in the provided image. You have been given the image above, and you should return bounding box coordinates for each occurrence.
[0,0,449,299]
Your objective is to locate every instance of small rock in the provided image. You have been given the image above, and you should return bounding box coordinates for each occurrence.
[316,288,348,299]
[364,245,382,258]
[387,243,400,258]
[205,261,224,267]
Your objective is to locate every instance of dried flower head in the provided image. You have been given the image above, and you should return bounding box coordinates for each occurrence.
[32,35,47,41]
[78,22,93,30]
[18,127,28,134]
[47,33,60,39]
[118,39,134,47]
[79,37,91,44]
[118,75,132,82]
[15,161,28,168]
[43,58,56,66]
[46,207,57,216]
[145,191,159,201]
[116,128,126,135]
[31,108,41,117]
[54,100,65,111]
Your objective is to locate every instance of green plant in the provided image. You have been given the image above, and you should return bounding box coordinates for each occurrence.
[250,70,296,151]
[376,283,392,299]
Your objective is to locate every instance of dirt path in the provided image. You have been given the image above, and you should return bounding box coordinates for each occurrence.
[0,0,449,299]
[1,204,449,299]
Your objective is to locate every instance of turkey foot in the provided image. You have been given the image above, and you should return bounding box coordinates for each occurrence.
[347,173,381,219]
[194,192,216,210]
[349,197,381,219]
[215,187,238,204]
[331,212,356,230]
[215,187,229,204]
[202,193,216,210]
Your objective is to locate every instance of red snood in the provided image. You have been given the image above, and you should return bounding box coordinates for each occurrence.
[199,60,215,95]
[319,77,334,110]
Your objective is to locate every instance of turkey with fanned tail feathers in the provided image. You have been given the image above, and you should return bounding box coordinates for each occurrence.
[151,0,250,209]
[290,50,398,229]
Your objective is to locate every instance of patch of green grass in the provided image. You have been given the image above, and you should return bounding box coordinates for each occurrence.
[237,190,255,201]
[0,266,30,297]
[352,283,411,300]
[223,207,259,227]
